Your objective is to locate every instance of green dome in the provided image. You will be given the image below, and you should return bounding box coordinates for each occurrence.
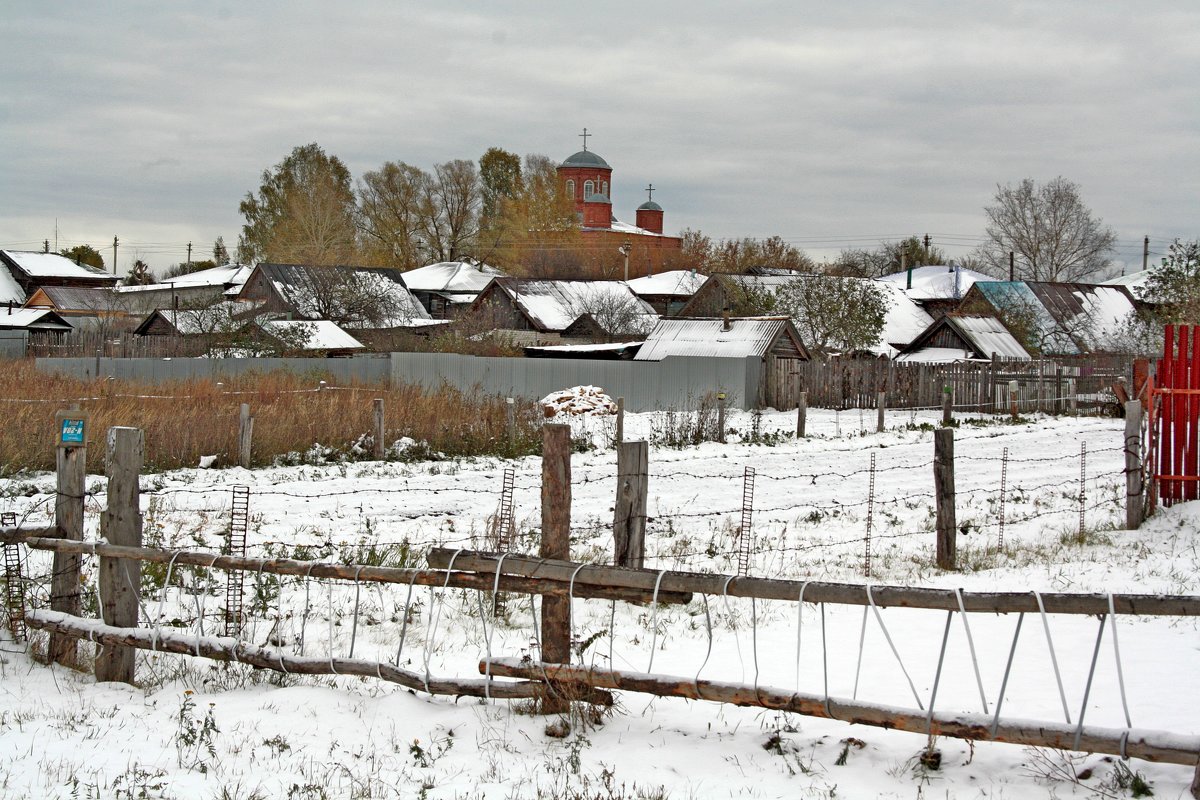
[638,200,663,212]
[562,150,611,169]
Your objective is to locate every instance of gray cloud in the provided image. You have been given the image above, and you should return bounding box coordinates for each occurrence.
[2,0,1196,272]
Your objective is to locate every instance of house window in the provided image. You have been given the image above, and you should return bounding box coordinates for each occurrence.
[584,180,594,197]
[565,179,575,198]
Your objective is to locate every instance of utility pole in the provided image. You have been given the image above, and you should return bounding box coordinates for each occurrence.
[923,233,931,265]
[1009,251,1015,281]
[112,236,119,275]
[43,239,49,254]
[187,242,192,269]
[619,241,632,282]
[1143,236,1149,272]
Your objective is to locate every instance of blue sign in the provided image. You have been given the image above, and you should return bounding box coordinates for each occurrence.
[61,418,85,444]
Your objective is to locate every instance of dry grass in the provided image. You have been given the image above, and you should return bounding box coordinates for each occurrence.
[0,361,542,472]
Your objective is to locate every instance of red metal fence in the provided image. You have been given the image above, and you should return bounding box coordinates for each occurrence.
[1148,325,1200,508]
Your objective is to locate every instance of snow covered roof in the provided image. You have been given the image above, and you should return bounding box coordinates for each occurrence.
[875,264,992,301]
[607,218,669,237]
[1102,270,1149,293]
[246,263,431,328]
[873,282,935,355]
[26,286,122,312]
[897,315,1030,363]
[261,320,363,351]
[966,281,1137,355]
[117,264,252,293]
[627,270,706,298]
[491,279,656,333]
[0,250,117,282]
[0,265,25,305]
[0,308,73,330]
[635,317,805,360]
[401,261,504,294]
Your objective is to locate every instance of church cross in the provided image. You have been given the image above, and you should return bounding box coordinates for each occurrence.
[579,127,590,151]
[646,184,655,202]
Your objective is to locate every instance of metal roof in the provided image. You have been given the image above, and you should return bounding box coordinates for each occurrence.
[28,286,123,312]
[494,279,656,333]
[0,308,73,330]
[969,281,1136,354]
[401,261,503,293]
[561,150,611,169]
[897,315,1030,362]
[635,317,801,360]
[0,250,116,282]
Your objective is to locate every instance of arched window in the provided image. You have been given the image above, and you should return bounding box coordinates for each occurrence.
[565,179,575,198]
[584,180,594,196]
[602,181,609,197]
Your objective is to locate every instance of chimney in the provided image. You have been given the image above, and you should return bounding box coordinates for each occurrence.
[722,307,731,332]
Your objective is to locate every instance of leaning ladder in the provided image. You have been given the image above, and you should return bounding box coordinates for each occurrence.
[224,486,250,638]
[2,512,25,641]
[737,468,756,576]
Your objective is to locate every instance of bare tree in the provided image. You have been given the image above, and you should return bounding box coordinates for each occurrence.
[774,275,888,356]
[980,177,1117,282]
[358,161,431,270]
[285,268,419,329]
[564,285,657,340]
[419,159,482,263]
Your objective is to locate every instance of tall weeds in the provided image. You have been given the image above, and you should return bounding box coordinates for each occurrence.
[0,361,542,472]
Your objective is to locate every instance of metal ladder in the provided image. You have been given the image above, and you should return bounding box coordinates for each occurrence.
[737,468,756,576]
[2,512,25,641]
[224,486,249,638]
[495,467,516,552]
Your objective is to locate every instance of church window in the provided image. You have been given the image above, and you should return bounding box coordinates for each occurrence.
[584,180,594,196]
[565,179,575,198]
[602,180,609,197]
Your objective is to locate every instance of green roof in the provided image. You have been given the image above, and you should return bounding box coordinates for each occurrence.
[562,150,611,169]
[638,200,663,212]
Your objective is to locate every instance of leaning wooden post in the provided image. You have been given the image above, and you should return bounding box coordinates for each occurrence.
[615,396,625,447]
[876,391,886,433]
[941,386,953,426]
[50,407,88,666]
[540,423,572,714]
[934,428,956,570]
[95,427,143,685]
[373,398,386,460]
[796,392,807,438]
[238,403,253,469]
[1125,399,1144,530]
[613,441,648,568]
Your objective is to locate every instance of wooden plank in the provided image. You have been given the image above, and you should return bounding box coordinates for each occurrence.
[26,610,598,703]
[50,440,85,667]
[95,427,143,684]
[934,428,956,570]
[238,403,253,469]
[481,658,1200,767]
[427,549,1200,616]
[22,538,691,604]
[613,441,648,568]
[373,398,385,460]
[540,423,572,713]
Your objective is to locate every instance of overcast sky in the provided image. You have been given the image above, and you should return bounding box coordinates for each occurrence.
[3,1,1197,276]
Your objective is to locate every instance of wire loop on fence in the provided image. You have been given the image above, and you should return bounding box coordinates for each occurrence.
[991,612,1024,738]
[424,548,464,694]
[954,587,989,715]
[394,569,420,666]
[348,566,364,659]
[1033,590,1072,725]
[926,611,954,735]
[865,584,925,710]
[795,580,810,695]
[693,593,714,701]
[1107,593,1132,730]
[646,569,668,674]
[1073,615,1108,752]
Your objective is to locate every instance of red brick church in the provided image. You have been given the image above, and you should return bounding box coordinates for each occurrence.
[556,130,682,278]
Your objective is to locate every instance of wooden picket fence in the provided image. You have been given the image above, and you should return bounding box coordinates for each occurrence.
[1148,324,1200,508]
[773,355,1131,412]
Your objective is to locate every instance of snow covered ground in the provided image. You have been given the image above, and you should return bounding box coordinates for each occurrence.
[1,407,1197,799]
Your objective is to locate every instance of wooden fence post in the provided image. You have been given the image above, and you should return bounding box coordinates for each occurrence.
[717,392,727,444]
[616,396,625,446]
[942,386,953,427]
[373,398,385,460]
[876,391,886,433]
[934,428,956,570]
[796,392,807,438]
[613,441,648,568]
[1067,378,1077,415]
[540,423,572,713]
[95,427,143,684]
[50,407,87,666]
[1009,379,1019,420]
[238,403,253,469]
[1125,400,1144,530]
[505,397,515,446]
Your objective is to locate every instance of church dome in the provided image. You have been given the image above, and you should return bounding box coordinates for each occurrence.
[637,200,663,212]
[562,150,611,169]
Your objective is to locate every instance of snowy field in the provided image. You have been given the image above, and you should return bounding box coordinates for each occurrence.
[1,407,1198,799]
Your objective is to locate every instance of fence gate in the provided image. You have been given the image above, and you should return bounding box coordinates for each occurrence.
[1148,324,1200,509]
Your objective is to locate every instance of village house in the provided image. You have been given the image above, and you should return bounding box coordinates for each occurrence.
[895,314,1032,363]
[467,277,657,345]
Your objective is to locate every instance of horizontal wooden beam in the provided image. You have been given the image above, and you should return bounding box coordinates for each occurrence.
[431,549,1200,617]
[482,657,1200,767]
[1,526,60,545]
[19,538,690,605]
[25,609,608,706]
